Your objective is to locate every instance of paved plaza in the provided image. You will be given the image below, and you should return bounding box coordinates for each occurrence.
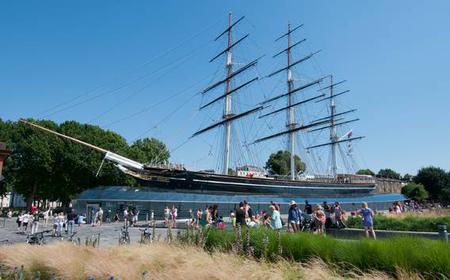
[0,217,183,247]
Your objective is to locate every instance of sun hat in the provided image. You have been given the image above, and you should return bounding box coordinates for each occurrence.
[289,200,297,206]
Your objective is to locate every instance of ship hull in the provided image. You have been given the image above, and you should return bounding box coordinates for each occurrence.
[135,170,375,198]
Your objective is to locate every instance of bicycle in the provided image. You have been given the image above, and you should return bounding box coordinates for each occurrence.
[119,226,130,245]
[139,227,152,244]
[26,232,45,245]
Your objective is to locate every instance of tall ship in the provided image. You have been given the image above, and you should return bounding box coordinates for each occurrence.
[22,14,376,198]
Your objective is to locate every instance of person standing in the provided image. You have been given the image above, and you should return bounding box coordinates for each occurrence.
[313,205,326,235]
[269,205,282,230]
[358,202,376,239]
[171,206,178,228]
[90,208,96,227]
[31,211,40,234]
[123,208,129,227]
[235,202,247,227]
[67,210,76,236]
[288,201,301,232]
[196,208,203,228]
[96,207,104,226]
[243,201,255,224]
[31,204,38,215]
[334,202,346,229]
[43,209,50,227]
[230,211,236,228]
[106,209,111,223]
[304,200,312,215]
[163,206,170,227]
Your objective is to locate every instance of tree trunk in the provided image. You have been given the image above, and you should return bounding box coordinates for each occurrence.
[27,180,38,211]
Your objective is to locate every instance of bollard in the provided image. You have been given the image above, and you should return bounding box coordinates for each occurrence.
[437,224,448,243]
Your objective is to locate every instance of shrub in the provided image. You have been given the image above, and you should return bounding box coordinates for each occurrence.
[191,228,450,278]
[346,214,450,232]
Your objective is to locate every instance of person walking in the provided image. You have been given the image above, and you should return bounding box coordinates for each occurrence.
[22,212,30,232]
[288,201,301,232]
[358,202,376,239]
[269,205,283,230]
[16,212,24,231]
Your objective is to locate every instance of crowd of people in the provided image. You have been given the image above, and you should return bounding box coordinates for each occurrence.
[177,200,375,238]
[2,200,378,240]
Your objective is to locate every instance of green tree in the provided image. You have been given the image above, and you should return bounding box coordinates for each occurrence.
[0,118,171,207]
[402,173,413,182]
[128,138,169,164]
[265,150,305,176]
[414,166,449,201]
[401,183,429,202]
[356,169,375,176]
[50,120,133,204]
[377,168,401,180]
[3,119,60,208]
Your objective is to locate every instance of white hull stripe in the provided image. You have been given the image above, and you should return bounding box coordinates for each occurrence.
[192,179,375,190]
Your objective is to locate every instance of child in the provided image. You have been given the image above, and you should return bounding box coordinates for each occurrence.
[358,202,376,239]
[230,211,236,228]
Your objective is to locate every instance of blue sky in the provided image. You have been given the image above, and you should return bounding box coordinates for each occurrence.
[1,1,449,175]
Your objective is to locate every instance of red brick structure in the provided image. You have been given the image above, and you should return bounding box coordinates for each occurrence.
[0,143,11,180]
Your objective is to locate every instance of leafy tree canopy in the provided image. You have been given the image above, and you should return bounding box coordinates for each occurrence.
[401,183,429,202]
[402,173,413,182]
[128,138,169,164]
[0,118,170,207]
[377,168,401,180]
[356,169,375,176]
[265,150,305,176]
[414,166,449,201]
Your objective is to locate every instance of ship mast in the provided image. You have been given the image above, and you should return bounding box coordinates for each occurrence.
[223,13,233,175]
[329,75,338,177]
[193,14,263,175]
[307,78,365,176]
[286,23,296,180]
[255,23,327,180]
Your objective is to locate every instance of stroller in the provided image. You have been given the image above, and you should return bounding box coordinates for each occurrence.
[300,213,316,232]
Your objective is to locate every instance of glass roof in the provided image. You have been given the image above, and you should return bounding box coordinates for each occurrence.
[76,186,405,205]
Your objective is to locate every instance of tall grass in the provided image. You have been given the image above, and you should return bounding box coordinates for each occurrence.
[346,214,450,232]
[0,242,394,280]
[190,228,450,279]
